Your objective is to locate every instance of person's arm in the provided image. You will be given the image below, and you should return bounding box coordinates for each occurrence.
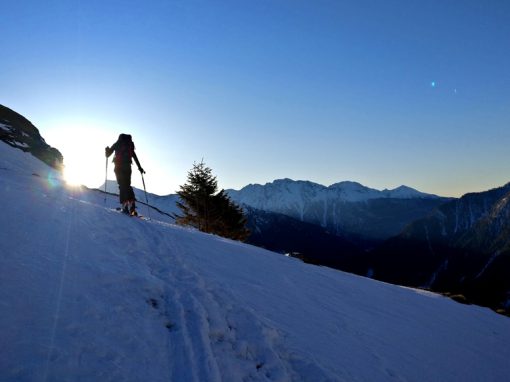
[105,142,116,157]
[133,151,145,173]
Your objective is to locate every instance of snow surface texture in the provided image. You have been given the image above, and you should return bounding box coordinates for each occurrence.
[1,141,510,382]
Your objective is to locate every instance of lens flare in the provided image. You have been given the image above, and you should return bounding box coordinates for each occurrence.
[47,171,61,188]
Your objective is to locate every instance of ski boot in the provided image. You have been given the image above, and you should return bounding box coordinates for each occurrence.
[129,201,138,217]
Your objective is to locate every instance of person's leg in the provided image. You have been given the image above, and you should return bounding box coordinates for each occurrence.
[115,167,130,212]
[126,167,135,201]
[119,167,137,215]
[125,168,138,215]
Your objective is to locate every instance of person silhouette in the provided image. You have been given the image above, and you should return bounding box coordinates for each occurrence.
[105,134,145,215]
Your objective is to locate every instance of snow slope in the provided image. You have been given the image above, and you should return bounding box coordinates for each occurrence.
[1,141,510,381]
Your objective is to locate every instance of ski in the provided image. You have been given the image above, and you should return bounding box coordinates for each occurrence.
[114,207,145,219]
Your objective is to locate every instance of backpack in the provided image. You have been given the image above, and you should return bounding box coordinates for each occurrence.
[114,134,134,166]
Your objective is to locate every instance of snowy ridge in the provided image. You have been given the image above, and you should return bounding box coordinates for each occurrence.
[228,178,440,210]
[381,184,435,199]
[1,141,510,381]
[226,178,446,241]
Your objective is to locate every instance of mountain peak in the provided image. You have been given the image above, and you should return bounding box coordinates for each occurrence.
[235,179,441,201]
[382,185,440,199]
[329,180,366,189]
[269,178,323,189]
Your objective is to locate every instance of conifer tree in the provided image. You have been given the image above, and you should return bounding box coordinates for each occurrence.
[210,189,250,241]
[176,161,250,241]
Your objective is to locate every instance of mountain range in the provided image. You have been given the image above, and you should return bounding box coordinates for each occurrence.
[227,179,449,243]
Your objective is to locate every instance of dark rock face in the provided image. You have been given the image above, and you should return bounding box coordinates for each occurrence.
[316,198,448,243]
[243,206,365,273]
[0,104,63,170]
[368,184,510,314]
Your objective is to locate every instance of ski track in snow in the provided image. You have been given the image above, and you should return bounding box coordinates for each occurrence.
[2,142,510,382]
[130,218,311,381]
[0,174,301,380]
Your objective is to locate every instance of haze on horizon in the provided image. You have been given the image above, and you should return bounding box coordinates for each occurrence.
[1,1,509,197]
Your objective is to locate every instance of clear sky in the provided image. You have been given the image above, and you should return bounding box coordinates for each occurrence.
[1,0,509,197]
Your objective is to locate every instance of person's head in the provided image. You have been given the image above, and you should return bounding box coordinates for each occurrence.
[118,134,132,143]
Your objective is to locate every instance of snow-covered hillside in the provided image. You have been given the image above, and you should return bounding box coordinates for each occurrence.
[1,141,510,382]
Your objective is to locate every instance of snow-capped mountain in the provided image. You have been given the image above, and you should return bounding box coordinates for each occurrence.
[229,178,440,207]
[0,104,63,169]
[2,130,510,381]
[227,178,448,241]
[381,184,436,199]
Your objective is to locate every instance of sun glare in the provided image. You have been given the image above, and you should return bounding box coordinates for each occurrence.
[64,162,86,186]
[45,123,115,189]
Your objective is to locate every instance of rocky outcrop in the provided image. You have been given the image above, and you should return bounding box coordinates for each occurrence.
[0,104,63,170]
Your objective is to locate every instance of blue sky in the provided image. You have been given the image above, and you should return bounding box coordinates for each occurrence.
[1,0,509,196]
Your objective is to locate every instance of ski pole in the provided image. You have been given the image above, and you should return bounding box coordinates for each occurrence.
[141,172,151,220]
[104,157,108,205]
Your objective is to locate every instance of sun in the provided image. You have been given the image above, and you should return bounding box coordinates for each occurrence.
[44,122,115,188]
[64,160,89,186]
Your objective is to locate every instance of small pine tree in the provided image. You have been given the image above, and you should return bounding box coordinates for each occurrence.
[210,190,250,241]
[176,161,217,232]
[176,161,250,241]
